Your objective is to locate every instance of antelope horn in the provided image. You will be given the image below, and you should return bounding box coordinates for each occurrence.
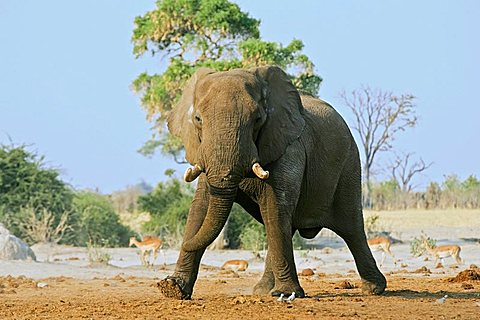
[252,163,269,180]
[184,164,203,182]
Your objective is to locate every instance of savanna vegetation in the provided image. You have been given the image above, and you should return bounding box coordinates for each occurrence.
[1,0,478,251]
[0,144,132,247]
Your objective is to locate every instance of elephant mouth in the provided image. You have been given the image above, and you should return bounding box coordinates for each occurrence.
[183,162,269,183]
[207,183,238,197]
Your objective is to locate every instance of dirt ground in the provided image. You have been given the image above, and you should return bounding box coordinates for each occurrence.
[1,210,479,319]
[1,270,479,320]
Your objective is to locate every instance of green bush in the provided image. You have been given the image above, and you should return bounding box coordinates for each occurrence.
[73,191,131,247]
[225,204,253,249]
[139,177,194,246]
[0,144,77,244]
[239,220,266,253]
[292,232,307,250]
[410,234,436,257]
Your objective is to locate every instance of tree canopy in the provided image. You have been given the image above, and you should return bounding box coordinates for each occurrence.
[131,0,322,159]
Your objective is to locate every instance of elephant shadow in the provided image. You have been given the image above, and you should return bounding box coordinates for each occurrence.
[312,289,480,300]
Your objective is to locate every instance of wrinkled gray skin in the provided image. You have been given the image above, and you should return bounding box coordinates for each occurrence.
[161,66,386,299]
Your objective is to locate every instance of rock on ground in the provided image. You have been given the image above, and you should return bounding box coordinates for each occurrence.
[0,223,36,261]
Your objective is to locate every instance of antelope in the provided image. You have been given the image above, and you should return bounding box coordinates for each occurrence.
[367,236,396,266]
[423,239,462,266]
[129,236,163,267]
[220,259,249,271]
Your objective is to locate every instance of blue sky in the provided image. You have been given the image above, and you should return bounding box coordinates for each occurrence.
[1,1,479,193]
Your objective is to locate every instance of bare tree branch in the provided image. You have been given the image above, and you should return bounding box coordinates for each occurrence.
[339,86,417,207]
[390,152,433,192]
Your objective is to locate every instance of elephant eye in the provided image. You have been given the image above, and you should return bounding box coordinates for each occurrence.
[194,114,202,127]
[254,113,264,125]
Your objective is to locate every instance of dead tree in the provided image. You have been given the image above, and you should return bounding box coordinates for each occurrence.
[391,152,433,193]
[339,87,417,207]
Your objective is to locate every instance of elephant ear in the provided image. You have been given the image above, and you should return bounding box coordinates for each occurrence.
[254,66,305,165]
[167,68,214,164]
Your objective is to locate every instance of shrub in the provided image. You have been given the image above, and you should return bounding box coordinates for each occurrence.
[225,204,253,249]
[410,233,436,257]
[239,220,266,253]
[139,178,194,246]
[0,144,77,243]
[292,232,307,250]
[87,241,111,265]
[73,191,131,247]
[16,206,73,244]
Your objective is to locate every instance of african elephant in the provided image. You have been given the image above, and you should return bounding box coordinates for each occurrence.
[158,66,386,299]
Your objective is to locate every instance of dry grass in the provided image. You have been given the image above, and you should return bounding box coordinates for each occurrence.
[364,209,480,229]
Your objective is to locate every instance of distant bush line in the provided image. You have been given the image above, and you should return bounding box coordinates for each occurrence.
[369,174,480,210]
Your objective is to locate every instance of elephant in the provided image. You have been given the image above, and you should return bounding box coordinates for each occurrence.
[158,65,386,299]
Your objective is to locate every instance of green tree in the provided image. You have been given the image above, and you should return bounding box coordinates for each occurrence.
[461,175,480,190]
[441,174,461,208]
[371,179,400,210]
[138,177,195,246]
[73,191,131,247]
[131,0,322,159]
[461,175,480,208]
[0,144,77,243]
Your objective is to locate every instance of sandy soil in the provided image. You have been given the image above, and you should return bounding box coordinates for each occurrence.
[1,270,479,320]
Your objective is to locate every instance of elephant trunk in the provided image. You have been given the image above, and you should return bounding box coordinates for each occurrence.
[182,185,237,252]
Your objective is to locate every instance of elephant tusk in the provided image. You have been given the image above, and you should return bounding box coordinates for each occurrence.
[252,163,269,180]
[184,164,203,182]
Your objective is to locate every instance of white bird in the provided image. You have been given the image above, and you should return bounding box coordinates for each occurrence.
[276,293,285,302]
[286,292,296,303]
[435,295,448,304]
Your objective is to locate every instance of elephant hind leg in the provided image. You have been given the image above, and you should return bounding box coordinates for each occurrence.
[329,167,386,294]
[332,225,386,294]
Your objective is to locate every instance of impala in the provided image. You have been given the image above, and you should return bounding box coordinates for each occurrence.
[423,240,462,266]
[221,259,249,271]
[367,236,396,266]
[129,236,163,267]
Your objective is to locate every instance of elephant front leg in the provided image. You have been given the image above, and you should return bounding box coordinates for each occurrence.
[158,249,205,299]
[266,220,305,297]
[158,176,209,299]
[253,251,275,295]
[259,187,304,297]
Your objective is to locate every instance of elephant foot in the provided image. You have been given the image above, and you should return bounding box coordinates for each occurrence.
[253,278,275,295]
[361,276,386,295]
[270,284,305,298]
[157,276,191,300]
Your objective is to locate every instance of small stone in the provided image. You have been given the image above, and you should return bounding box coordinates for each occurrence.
[335,280,356,289]
[299,268,314,276]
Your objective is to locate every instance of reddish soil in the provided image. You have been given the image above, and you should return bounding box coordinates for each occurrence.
[1,271,479,319]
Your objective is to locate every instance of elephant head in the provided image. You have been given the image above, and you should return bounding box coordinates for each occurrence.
[167,66,305,252]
